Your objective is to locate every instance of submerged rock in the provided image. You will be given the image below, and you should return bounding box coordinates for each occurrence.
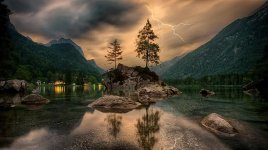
[201,113,238,137]
[22,94,49,105]
[200,89,215,97]
[0,79,27,92]
[89,95,141,113]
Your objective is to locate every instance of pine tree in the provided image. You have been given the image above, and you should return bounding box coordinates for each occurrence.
[105,39,123,69]
[136,19,160,68]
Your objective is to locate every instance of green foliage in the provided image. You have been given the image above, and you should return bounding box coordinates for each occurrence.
[251,45,268,80]
[105,39,123,69]
[0,3,101,84]
[162,5,268,80]
[136,19,160,68]
[14,65,32,81]
[165,74,249,85]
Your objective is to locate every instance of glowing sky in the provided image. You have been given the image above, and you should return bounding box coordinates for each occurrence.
[5,0,265,69]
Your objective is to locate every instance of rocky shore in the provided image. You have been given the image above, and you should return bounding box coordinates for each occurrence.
[0,79,49,107]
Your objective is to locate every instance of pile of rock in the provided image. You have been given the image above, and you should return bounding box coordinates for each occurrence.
[0,79,27,92]
[104,64,160,90]
[93,64,181,111]
[117,63,139,78]
[89,83,181,112]
[89,95,141,113]
[0,79,50,107]
[137,84,181,103]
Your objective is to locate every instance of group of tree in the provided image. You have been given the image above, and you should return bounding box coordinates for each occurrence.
[164,74,253,86]
[105,19,160,69]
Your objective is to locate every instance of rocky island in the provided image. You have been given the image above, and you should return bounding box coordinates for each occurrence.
[89,64,181,112]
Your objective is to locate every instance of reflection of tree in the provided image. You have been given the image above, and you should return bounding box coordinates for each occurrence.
[136,107,160,150]
[105,113,122,138]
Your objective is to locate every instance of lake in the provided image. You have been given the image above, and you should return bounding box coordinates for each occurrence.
[0,85,267,150]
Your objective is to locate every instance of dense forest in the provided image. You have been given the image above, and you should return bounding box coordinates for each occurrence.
[164,44,268,86]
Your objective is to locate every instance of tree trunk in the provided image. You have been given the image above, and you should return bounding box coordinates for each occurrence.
[146,49,149,68]
[115,52,117,69]
[115,59,117,70]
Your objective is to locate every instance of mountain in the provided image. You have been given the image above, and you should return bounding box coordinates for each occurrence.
[46,38,105,74]
[88,59,105,74]
[0,2,101,83]
[46,38,84,56]
[151,56,183,76]
[162,2,268,80]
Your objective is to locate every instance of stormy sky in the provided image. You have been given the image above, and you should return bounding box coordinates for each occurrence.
[5,0,266,69]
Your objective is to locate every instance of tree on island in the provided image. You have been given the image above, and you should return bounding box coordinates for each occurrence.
[136,19,160,68]
[105,39,123,69]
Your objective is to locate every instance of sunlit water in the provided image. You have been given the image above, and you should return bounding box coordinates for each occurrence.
[0,85,268,150]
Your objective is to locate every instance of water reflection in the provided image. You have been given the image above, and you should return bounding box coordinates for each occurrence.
[83,84,90,94]
[1,86,268,150]
[54,86,65,94]
[105,113,122,139]
[136,107,160,150]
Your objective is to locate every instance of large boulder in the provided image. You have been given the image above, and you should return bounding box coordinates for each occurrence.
[138,95,157,106]
[199,89,215,97]
[201,113,238,137]
[0,79,27,92]
[21,94,49,105]
[138,84,181,99]
[89,95,141,113]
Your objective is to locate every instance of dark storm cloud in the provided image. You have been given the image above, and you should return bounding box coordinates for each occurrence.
[8,0,146,39]
[4,0,51,13]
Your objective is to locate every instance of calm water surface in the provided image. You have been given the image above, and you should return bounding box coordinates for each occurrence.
[0,85,267,150]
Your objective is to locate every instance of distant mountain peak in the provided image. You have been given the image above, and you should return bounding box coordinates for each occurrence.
[46,38,84,56]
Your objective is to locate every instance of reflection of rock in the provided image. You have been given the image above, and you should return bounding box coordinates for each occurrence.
[89,95,141,113]
[136,107,160,150]
[0,79,27,92]
[243,79,268,99]
[32,88,40,94]
[201,113,238,137]
[22,94,49,105]
[137,84,180,104]
[199,89,215,97]
[105,114,122,138]
[0,94,22,107]
[243,88,260,96]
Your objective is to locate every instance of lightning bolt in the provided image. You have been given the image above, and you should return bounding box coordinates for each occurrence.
[146,5,190,43]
